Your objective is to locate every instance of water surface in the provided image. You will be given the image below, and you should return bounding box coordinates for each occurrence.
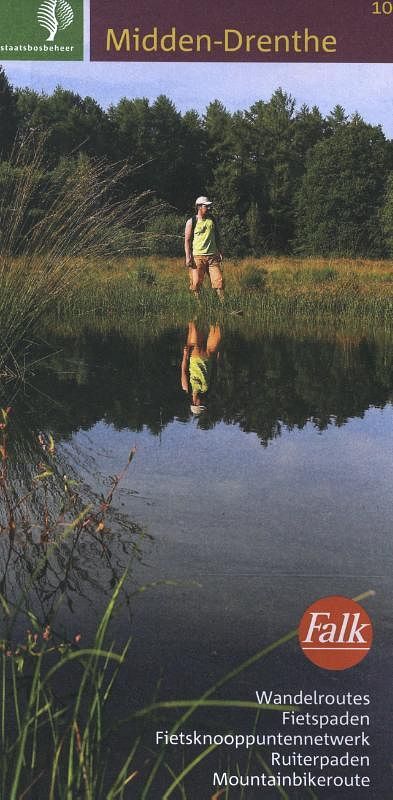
[2,322,392,797]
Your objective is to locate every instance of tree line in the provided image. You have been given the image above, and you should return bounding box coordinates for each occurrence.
[1,65,393,258]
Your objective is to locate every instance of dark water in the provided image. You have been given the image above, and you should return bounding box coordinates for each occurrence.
[1,323,393,798]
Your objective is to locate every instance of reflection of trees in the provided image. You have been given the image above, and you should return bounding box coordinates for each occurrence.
[11,328,393,447]
[0,327,391,639]
[0,411,146,626]
[209,333,393,444]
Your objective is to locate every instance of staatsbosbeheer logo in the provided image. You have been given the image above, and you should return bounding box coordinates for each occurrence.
[298,595,373,670]
[37,0,74,43]
[0,0,83,60]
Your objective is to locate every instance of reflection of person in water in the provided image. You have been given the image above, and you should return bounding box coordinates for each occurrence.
[181,321,221,415]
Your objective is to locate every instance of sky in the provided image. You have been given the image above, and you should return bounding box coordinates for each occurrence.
[3,0,393,137]
[4,59,393,137]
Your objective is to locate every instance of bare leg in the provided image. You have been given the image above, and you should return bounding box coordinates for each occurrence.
[208,261,224,302]
[216,288,225,302]
[206,325,222,355]
[191,261,204,300]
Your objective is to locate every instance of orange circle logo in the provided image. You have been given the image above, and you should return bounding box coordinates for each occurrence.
[299,595,373,670]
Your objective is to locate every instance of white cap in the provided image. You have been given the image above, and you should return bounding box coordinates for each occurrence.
[195,196,212,206]
[190,404,207,415]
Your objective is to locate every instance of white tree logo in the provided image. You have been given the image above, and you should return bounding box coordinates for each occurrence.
[37,0,74,42]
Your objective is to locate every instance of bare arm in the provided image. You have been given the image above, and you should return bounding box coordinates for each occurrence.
[184,219,193,266]
[214,221,223,260]
[181,346,190,391]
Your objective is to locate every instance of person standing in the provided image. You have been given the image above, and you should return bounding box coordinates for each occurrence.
[184,196,224,301]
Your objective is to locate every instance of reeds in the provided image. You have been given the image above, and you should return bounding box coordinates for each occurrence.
[0,579,375,798]
[0,134,159,374]
[0,413,140,797]
[0,575,300,799]
[0,574,133,800]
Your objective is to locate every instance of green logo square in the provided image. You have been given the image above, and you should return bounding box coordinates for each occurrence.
[0,0,83,60]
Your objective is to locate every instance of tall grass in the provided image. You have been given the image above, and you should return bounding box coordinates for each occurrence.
[0,134,159,375]
[0,573,298,799]
[0,574,132,800]
[44,255,393,332]
[0,580,376,798]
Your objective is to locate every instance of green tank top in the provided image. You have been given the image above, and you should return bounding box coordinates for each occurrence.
[192,217,218,256]
[189,355,212,394]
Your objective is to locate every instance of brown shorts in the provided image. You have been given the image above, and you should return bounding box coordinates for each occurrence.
[190,254,223,290]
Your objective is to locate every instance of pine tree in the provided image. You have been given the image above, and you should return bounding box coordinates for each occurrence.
[380,173,393,256]
[295,116,389,256]
[246,90,297,252]
[16,86,112,162]
[181,110,208,211]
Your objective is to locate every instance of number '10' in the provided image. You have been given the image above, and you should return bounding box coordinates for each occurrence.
[372,1,393,13]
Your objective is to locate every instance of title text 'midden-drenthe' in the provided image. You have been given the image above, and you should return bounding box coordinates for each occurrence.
[106,27,337,55]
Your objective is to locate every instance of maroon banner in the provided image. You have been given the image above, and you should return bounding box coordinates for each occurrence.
[90,0,393,62]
